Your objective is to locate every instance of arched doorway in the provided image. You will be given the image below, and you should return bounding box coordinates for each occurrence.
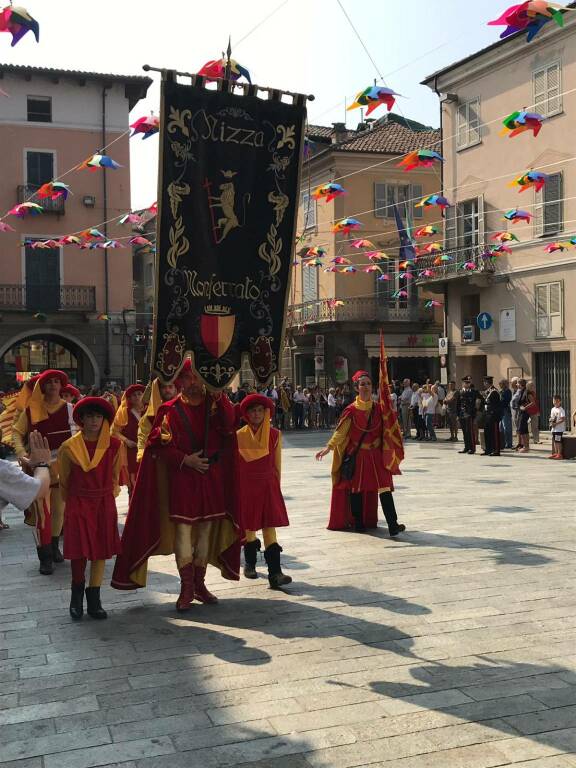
[0,331,98,391]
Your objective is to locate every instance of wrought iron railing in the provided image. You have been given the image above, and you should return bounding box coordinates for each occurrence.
[286,296,426,327]
[17,184,65,214]
[0,285,95,311]
[415,244,496,283]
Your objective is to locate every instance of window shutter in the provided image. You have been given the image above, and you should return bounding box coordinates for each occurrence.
[547,63,562,115]
[411,184,423,218]
[544,173,562,235]
[536,284,549,316]
[533,67,547,114]
[456,104,467,149]
[374,183,386,218]
[533,186,544,237]
[549,282,562,336]
[468,99,481,144]
[444,205,457,251]
[477,194,485,244]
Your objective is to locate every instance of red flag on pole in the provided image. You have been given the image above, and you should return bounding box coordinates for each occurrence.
[379,330,404,475]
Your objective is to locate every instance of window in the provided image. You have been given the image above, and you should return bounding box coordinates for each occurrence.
[456,98,481,150]
[533,63,562,117]
[534,172,563,236]
[27,96,52,123]
[301,191,316,230]
[458,196,485,247]
[302,262,318,302]
[535,282,563,338]
[26,151,54,187]
[374,183,423,219]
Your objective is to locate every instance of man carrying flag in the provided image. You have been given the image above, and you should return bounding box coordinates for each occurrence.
[316,332,406,535]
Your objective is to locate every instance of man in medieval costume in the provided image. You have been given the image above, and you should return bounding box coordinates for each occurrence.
[13,370,77,573]
[111,360,241,610]
[136,378,178,462]
[316,336,406,535]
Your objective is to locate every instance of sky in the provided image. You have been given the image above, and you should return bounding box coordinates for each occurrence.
[1,0,511,209]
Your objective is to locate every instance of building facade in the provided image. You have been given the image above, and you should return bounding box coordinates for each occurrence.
[0,64,151,389]
[421,12,576,420]
[284,115,444,387]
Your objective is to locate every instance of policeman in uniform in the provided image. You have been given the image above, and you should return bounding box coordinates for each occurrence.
[482,376,502,457]
[458,376,476,454]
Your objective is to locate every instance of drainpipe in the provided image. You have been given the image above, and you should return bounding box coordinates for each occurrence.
[102,85,111,377]
[434,74,449,380]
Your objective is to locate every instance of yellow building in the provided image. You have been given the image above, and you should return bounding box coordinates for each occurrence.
[421,8,576,418]
[285,114,444,387]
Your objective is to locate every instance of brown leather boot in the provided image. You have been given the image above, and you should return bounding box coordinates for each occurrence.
[176,563,195,612]
[194,565,218,604]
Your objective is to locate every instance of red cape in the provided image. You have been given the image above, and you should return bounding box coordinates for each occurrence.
[328,489,378,530]
[111,398,242,590]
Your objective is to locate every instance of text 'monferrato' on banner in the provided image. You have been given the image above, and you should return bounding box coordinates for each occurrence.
[152,75,307,390]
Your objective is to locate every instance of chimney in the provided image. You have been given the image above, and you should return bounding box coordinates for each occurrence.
[331,122,347,144]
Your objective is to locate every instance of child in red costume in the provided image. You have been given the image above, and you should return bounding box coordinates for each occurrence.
[316,370,406,536]
[112,384,144,492]
[59,397,122,620]
[237,394,291,588]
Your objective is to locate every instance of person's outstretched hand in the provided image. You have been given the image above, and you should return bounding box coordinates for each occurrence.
[28,431,51,467]
[315,447,331,461]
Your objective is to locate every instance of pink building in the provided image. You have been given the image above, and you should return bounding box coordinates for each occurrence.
[0,64,152,388]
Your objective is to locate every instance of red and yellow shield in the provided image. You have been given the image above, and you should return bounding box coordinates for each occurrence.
[200,312,236,359]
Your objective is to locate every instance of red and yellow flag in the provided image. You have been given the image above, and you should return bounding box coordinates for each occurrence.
[379,330,404,475]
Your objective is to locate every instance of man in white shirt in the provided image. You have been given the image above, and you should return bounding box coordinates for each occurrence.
[292,386,307,429]
[549,395,566,460]
[0,432,51,527]
[399,379,413,438]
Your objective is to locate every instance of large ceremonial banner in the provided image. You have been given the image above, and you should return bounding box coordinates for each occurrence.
[152,75,307,390]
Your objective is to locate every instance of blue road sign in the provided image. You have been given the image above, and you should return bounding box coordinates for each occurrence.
[476,312,493,331]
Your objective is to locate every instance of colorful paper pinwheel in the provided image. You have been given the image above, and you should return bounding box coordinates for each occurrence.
[197,57,251,83]
[79,154,121,171]
[36,182,71,200]
[323,266,339,273]
[148,202,158,214]
[129,236,153,246]
[419,270,435,278]
[8,202,42,217]
[488,2,565,43]
[504,208,532,223]
[397,150,444,172]
[331,257,351,265]
[545,241,571,253]
[0,4,39,46]
[501,110,545,138]
[398,272,414,280]
[332,217,362,234]
[59,235,82,246]
[0,221,15,232]
[341,266,357,273]
[99,240,125,249]
[434,255,452,265]
[377,273,391,281]
[79,228,105,240]
[305,258,323,267]
[509,170,549,192]
[327,299,345,308]
[130,115,160,140]
[312,183,346,203]
[399,259,416,268]
[416,194,451,210]
[306,246,327,258]
[119,213,145,225]
[350,239,374,249]
[414,225,439,237]
[491,244,513,254]
[347,86,401,115]
[392,289,408,298]
[366,250,388,261]
[462,261,477,271]
[363,265,382,273]
[492,231,519,243]
[425,300,443,308]
[421,242,443,255]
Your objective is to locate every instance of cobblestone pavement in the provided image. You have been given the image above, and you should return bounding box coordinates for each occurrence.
[1,432,575,768]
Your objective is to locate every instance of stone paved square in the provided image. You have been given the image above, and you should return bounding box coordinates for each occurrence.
[1,432,575,768]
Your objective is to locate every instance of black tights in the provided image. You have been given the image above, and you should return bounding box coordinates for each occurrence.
[350,491,399,532]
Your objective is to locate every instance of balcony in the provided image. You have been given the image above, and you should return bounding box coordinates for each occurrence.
[0,285,96,312]
[286,297,427,329]
[17,184,65,214]
[415,245,496,285]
